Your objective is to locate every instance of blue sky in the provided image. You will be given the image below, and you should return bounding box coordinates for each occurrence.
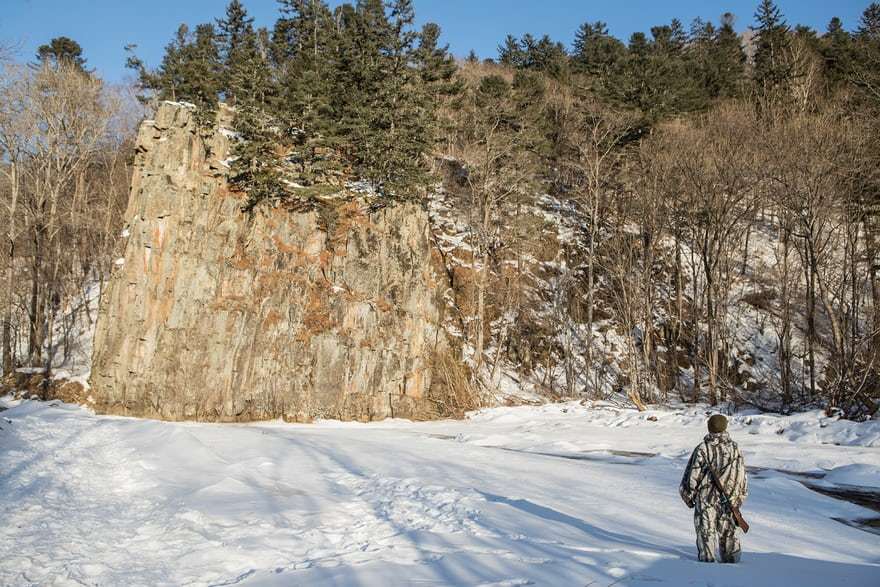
[1,1,871,82]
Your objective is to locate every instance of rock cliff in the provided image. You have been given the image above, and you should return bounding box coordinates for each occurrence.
[90,103,461,422]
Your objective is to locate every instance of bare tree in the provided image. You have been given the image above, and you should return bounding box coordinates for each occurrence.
[560,98,634,396]
[0,64,35,373]
[664,104,761,405]
[450,76,537,384]
[0,61,127,379]
[601,221,649,410]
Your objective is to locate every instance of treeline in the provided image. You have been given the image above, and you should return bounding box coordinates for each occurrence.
[127,0,458,208]
[0,40,134,377]
[128,1,880,205]
[496,1,878,117]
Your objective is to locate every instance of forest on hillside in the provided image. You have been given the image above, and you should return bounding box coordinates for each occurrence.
[1,0,879,418]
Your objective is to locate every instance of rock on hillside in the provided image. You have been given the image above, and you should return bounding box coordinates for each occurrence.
[90,102,464,422]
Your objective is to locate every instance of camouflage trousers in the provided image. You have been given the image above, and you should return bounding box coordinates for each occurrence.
[694,505,741,563]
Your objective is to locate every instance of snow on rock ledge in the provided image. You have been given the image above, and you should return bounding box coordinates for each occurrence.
[90,102,460,422]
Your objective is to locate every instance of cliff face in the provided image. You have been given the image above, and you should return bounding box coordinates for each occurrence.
[90,103,457,422]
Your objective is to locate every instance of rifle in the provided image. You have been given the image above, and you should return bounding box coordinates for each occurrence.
[706,465,750,534]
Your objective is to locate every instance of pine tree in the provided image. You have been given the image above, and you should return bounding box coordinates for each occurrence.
[272,0,337,152]
[415,22,462,110]
[851,3,880,110]
[511,70,551,159]
[145,25,190,102]
[179,24,223,123]
[714,13,746,98]
[36,37,88,71]
[217,0,256,102]
[650,19,687,57]
[689,17,714,43]
[497,33,567,76]
[689,13,745,100]
[231,99,287,211]
[333,0,391,182]
[608,24,706,119]
[688,18,717,96]
[377,0,435,193]
[466,49,479,64]
[227,20,287,209]
[217,0,253,53]
[572,21,626,77]
[753,0,793,100]
[821,17,852,88]
[858,3,880,38]
[524,34,569,77]
[331,0,435,195]
[628,32,650,56]
[228,26,275,113]
[498,35,525,67]
[127,22,221,122]
[125,44,157,104]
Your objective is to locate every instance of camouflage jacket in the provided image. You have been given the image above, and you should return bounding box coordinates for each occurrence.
[679,431,748,511]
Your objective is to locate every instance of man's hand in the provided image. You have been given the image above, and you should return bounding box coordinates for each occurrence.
[679,487,695,509]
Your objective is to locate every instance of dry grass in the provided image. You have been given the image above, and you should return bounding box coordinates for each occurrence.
[427,348,481,418]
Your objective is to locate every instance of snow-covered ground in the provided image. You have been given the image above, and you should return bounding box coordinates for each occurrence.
[1,398,878,586]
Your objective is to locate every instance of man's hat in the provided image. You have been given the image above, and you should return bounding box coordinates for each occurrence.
[708,414,728,434]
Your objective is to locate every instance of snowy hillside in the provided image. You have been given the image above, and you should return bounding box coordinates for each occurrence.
[1,397,877,586]
[427,165,846,413]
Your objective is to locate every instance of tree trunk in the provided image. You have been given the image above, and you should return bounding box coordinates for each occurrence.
[3,163,19,375]
[804,239,817,400]
[473,199,492,379]
[585,220,595,394]
[2,239,14,375]
[865,219,880,365]
[28,226,44,365]
[779,229,793,408]
[703,250,718,406]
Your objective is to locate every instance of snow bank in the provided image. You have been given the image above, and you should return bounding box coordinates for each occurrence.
[824,464,880,489]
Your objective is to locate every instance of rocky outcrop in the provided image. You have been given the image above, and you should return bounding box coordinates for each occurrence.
[90,103,462,422]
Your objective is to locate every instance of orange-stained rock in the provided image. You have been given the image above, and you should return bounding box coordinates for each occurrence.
[90,103,463,422]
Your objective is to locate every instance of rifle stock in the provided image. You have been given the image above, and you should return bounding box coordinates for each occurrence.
[730,505,749,534]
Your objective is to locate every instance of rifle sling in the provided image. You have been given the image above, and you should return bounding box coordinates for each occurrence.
[702,439,736,507]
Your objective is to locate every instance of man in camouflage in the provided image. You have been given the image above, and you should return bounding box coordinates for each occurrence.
[679,414,748,563]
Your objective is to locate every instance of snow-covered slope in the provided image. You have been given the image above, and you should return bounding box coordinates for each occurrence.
[428,162,876,415]
[1,398,877,586]
[5,280,100,386]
